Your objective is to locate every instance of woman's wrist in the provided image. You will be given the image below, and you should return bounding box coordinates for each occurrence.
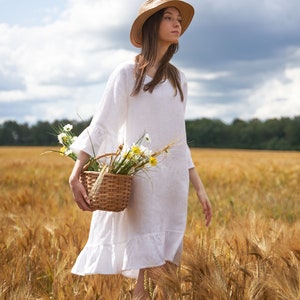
[69,167,82,185]
[69,174,79,186]
[196,189,207,201]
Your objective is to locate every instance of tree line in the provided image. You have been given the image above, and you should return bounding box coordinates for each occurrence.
[0,116,299,150]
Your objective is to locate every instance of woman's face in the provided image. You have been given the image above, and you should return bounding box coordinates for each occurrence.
[158,7,182,46]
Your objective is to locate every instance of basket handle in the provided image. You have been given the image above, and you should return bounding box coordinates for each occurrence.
[82,152,118,171]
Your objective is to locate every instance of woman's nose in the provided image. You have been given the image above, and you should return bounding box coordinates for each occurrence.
[173,20,180,27]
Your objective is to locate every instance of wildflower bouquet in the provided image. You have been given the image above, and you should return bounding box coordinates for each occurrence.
[90,133,172,175]
[50,123,172,211]
[53,123,171,175]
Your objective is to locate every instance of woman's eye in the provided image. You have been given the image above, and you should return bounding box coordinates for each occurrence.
[164,15,182,23]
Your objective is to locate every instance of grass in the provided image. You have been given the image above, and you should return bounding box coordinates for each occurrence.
[0,147,299,299]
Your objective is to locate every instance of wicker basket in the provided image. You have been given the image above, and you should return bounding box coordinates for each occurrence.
[80,171,133,212]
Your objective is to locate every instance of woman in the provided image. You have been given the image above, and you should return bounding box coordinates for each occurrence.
[69,0,212,298]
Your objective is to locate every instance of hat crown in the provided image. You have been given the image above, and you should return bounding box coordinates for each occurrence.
[130,0,194,48]
[139,0,187,14]
[139,0,163,13]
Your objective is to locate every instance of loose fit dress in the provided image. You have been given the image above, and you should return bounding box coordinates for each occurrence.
[70,61,194,278]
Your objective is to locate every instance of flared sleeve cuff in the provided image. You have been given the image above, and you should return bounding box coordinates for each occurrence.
[186,145,195,170]
[70,125,119,158]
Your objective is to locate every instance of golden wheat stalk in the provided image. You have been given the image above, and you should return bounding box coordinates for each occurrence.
[89,166,108,197]
[152,142,175,157]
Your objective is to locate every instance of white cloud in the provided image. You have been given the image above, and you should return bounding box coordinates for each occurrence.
[248,67,300,120]
[185,69,230,81]
[62,0,135,31]
[7,0,148,112]
[0,0,137,118]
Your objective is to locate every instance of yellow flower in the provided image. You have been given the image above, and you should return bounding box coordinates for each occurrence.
[149,156,157,167]
[131,145,141,155]
[60,146,67,155]
[123,151,133,159]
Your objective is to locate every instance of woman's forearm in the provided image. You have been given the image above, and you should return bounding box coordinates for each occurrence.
[189,167,212,226]
[189,167,208,199]
[69,151,91,183]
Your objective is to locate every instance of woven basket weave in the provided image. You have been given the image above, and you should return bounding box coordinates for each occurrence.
[80,171,133,212]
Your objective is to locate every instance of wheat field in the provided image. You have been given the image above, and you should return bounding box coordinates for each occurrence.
[0,147,299,299]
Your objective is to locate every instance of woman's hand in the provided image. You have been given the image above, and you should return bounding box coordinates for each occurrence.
[189,167,212,227]
[69,176,92,211]
[196,188,212,227]
[69,150,93,212]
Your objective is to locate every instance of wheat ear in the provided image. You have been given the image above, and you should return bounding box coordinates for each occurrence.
[90,166,108,197]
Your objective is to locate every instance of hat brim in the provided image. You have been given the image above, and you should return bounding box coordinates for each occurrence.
[130,1,194,48]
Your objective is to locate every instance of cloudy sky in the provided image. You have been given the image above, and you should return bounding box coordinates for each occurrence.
[0,0,300,124]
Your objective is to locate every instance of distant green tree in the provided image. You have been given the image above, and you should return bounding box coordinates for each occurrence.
[31,121,54,145]
[186,118,229,148]
[230,119,249,148]
[0,116,299,150]
[284,116,300,150]
[0,121,22,145]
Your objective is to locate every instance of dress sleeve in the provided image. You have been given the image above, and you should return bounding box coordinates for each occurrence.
[71,64,129,157]
[181,71,195,170]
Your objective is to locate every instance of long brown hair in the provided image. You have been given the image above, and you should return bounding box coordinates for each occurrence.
[131,8,184,101]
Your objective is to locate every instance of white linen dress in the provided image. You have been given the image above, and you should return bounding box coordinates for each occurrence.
[70,61,194,278]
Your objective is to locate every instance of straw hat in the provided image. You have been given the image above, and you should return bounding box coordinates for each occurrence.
[130,0,194,48]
